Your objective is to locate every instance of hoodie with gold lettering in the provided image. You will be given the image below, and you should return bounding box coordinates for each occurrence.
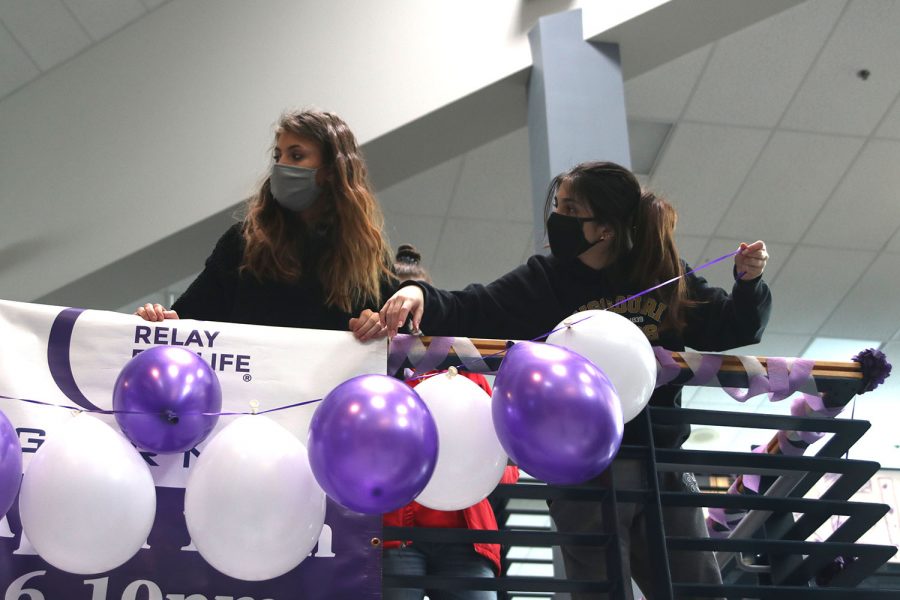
[407,252,771,448]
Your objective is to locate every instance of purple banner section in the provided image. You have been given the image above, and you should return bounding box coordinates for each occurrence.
[0,488,381,599]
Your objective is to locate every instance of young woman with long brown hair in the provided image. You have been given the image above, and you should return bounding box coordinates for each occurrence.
[363,161,772,600]
[136,109,393,332]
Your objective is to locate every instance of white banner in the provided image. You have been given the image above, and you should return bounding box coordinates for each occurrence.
[0,298,386,599]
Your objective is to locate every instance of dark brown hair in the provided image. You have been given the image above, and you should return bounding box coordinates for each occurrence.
[393,244,431,283]
[544,161,695,331]
[241,109,393,312]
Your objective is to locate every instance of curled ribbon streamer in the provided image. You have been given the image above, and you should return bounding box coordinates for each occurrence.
[654,347,682,387]
[387,334,420,376]
[413,336,455,373]
[765,357,816,402]
[449,337,491,373]
[707,390,850,538]
[723,356,770,402]
[388,335,491,376]
[681,352,723,386]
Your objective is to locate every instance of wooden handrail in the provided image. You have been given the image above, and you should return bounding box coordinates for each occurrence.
[413,336,865,381]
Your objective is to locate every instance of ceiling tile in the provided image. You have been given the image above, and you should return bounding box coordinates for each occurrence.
[139,0,169,9]
[765,245,875,334]
[884,226,900,254]
[782,0,900,135]
[62,0,146,41]
[803,139,900,250]
[731,332,812,359]
[674,234,708,265]
[693,237,792,289]
[376,156,463,217]
[649,123,769,236]
[819,252,900,339]
[381,212,445,274]
[802,336,880,363]
[0,21,38,97]
[430,218,533,291]
[0,0,91,70]
[447,127,532,223]
[875,94,900,140]
[878,341,900,369]
[715,130,864,244]
[684,0,844,128]
[624,44,711,122]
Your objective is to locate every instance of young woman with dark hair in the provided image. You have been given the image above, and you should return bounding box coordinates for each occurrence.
[363,161,771,600]
[135,109,394,332]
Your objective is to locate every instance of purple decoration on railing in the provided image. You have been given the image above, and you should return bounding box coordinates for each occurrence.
[387,335,492,377]
[653,347,682,387]
[682,352,723,386]
[852,348,891,394]
[704,387,857,538]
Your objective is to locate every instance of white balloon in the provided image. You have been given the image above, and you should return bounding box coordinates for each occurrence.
[547,310,658,423]
[19,414,156,574]
[184,415,326,581]
[413,373,507,511]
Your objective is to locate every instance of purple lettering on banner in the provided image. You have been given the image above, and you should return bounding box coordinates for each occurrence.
[153,328,169,345]
[236,356,251,373]
[205,331,220,347]
[134,326,152,344]
[219,354,234,370]
[0,489,381,599]
[46,308,102,412]
[185,330,203,347]
[170,328,184,346]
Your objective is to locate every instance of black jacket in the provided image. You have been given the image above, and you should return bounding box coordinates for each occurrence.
[408,253,772,447]
[173,223,396,331]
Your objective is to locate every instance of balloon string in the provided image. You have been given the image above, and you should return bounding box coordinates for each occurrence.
[0,391,324,417]
[400,249,741,384]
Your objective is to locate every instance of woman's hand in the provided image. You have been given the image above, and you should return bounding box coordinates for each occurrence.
[134,303,179,322]
[350,309,389,342]
[379,286,424,338]
[735,241,768,281]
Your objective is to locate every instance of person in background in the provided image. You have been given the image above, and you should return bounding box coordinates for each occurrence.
[379,244,520,600]
[135,108,392,337]
[367,161,771,600]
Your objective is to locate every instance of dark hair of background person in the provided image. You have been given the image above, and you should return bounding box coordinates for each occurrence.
[544,161,697,331]
[393,244,432,284]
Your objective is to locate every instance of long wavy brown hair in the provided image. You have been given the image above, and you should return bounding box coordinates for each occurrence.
[241,109,393,313]
[544,161,697,332]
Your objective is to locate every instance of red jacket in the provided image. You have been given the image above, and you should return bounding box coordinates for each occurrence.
[383,371,519,573]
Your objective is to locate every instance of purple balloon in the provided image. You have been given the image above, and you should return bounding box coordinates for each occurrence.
[308,374,438,514]
[0,410,22,518]
[493,341,623,485]
[113,346,222,454]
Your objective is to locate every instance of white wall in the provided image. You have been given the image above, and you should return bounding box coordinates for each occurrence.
[0,0,670,303]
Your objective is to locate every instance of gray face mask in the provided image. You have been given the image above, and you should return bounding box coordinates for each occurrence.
[270,163,321,212]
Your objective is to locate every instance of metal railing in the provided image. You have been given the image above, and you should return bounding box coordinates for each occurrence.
[382,339,898,599]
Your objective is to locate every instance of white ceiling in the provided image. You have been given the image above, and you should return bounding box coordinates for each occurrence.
[6,1,897,459]
[0,0,171,101]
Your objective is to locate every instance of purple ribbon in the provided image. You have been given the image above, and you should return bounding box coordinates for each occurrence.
[0,391,322,417]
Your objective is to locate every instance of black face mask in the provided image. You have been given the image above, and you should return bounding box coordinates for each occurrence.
[547,212,600,260]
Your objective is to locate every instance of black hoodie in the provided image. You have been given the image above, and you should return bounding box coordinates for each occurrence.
[407,252,772,448]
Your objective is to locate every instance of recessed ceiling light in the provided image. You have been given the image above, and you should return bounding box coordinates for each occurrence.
[688,427,720,444]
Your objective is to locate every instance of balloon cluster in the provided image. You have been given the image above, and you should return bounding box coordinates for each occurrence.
[0,310,656,581]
